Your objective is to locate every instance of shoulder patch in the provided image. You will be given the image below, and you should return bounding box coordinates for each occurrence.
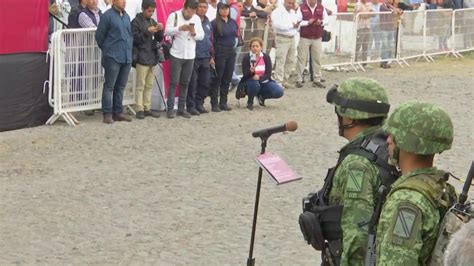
[346,169,364,194]
[393,208,417,239]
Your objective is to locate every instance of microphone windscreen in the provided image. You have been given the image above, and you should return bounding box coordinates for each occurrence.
[285,121,298,132]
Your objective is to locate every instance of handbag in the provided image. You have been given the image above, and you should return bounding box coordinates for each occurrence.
[322,29,331,42]
[235,80,247,100]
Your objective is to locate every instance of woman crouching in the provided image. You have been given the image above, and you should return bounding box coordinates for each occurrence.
[240,37,283,110]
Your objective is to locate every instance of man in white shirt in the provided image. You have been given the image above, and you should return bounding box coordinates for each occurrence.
[164,0,204,118]
[206,0,218,21]
[271,0,299,88]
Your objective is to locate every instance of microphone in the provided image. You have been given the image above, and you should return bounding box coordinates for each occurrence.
[252,121,298,138]
[250,53,257,67]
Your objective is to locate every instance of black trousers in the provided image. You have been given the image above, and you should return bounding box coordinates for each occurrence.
[210,45,236,106]
[187,57,210,109]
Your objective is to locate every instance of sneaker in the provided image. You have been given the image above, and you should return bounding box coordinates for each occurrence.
[295,81,304,88]
[247,103,254,110]
[257,95,265,107]
[144,110,160,118]
[103,114,114,124]
[187,108,200,116]
[167,109,176,119]
[211,105,221,112]
[135,111,145,119]
[196,105,209,114]
[113,113,132,122]
[219,104,232,111]
[312,81,326,89]
[177,110,191,118]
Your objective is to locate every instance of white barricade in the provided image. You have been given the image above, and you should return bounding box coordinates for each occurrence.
[452,7,474,56]
[353,11,403,71]
[423,9,455,61]
[235,17,269,76]
[46,28,135,126]
[397,10,426,64]
[322,13,357,70]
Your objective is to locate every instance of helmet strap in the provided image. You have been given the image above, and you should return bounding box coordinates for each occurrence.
[337,114,356,137]
[389,145,400,168]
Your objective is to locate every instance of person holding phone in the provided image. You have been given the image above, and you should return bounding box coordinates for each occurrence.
[239,37,283,110]
[164,0,204,118]
[131,0,163,119]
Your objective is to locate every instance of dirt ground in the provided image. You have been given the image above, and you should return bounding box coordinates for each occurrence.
[1,55,473,265]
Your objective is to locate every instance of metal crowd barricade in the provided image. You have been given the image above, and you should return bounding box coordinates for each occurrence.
[452,7,474,57]
[353,11,403,71]
[322,13,357,70]
[423,9,455,61]
[235,17,269,76]
[397,10,426,65]
[46,28,135,126]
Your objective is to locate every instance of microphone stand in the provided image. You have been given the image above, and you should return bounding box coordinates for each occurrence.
[247,135,268,266]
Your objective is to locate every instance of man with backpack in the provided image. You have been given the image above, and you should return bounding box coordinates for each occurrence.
[299,77,399,265]
[375,101,457,265]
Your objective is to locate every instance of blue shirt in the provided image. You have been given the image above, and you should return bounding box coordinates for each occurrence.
[196,16,213,59]
[95,7,133,64]
[211,18,237,48]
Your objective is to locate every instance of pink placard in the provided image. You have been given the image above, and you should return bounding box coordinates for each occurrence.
[256,152,301,185]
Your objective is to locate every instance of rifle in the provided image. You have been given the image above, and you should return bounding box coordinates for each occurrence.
[363,184,390,266]
[455,161,474,214]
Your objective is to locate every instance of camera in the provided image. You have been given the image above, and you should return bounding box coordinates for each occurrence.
[156,42,166,63]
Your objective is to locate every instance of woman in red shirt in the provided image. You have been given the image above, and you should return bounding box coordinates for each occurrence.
[239,37,284,110]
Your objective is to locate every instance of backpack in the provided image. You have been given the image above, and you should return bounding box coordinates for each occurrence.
[429,163,473,265]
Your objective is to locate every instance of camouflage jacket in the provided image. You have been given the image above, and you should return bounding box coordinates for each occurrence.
[328,126,382,266]
[376,167,444,265]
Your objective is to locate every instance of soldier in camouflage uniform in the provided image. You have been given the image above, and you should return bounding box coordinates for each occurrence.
[376,101,457,265]
[299,77,398,266]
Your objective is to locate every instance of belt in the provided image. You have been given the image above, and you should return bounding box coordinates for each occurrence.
[276,33,295,39]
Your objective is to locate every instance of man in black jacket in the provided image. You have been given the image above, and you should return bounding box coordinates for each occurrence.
[131,0,163,119]
[68,0,86,28]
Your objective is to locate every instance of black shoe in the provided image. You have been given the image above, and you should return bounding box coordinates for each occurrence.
[295,81,304,88]
[247,103,254,110]
[144,110,160,118]
[196,105,209,114]
[177,110,192,118]
[312,81,326,89]
[219,104,232,111]
[257,95,265,107]
[211,105,221,112]
[320,78,326,83]
[187,108,200,116]
[135,111,145,119]
[167,109,176,119]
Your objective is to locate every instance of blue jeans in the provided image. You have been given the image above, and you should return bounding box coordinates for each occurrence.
[381,30,395,61]
[246,80,284,104]
[101,57,131,114]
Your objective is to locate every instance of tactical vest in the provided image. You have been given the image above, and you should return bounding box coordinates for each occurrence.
[389,171,467,266]
[299,130,400,265]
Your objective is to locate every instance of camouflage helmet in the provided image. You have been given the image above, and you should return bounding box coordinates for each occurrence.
[383,101,454,155]
[326,77,390,119]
